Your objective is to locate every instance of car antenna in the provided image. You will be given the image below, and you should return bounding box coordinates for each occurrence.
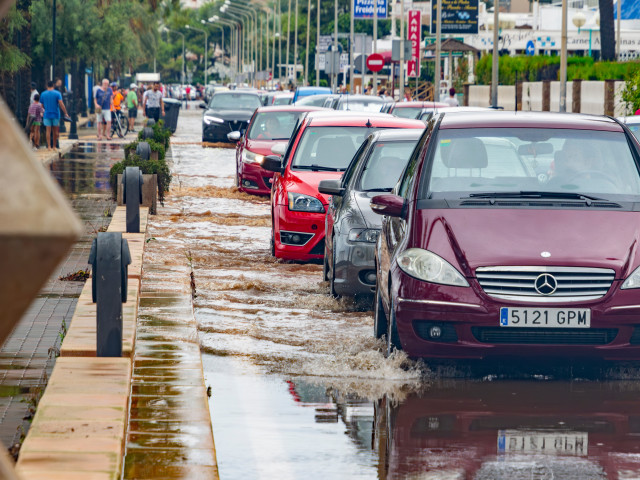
[366,119,372,128]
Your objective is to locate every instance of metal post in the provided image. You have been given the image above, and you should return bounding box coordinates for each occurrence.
[435,0,442,101]
[316,0,320,86]
[68,90,78,139]
[490,0,498,107]
[294,0,299,85]
[306,0,311,86]
[51,0,56,81]
[373,0,378,93]
[279,0,283,85]
[272,7,277,86]
[89,233,131,358]
[349,0,354,93]
[286,0,292,85]
[559,0,567,112]
[399,0,405,100]
[333,0,339,92]
[616,0,621,60]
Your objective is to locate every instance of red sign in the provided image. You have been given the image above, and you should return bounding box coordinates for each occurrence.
[407,9,421,77]
[366,53,385,72]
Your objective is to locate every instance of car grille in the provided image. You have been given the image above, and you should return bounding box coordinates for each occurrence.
[475,266,615,303]
[227,120,248,132]
[471,327,618,345]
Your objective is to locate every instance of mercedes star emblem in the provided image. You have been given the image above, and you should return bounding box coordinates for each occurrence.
[541,251,551,258]
[534,273,558,295]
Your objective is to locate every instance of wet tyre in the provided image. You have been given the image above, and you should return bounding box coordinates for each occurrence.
[270,228,276,257]
[373,286,388,339]
[322,250,329,282]
[328,238,338,297]
[386,298,402,357]
[136,142,151,160]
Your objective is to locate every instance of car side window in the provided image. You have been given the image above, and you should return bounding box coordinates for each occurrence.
[397,121,434,198]
[342,138,372,188]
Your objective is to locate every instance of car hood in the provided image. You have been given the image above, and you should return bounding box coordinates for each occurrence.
[353,191,385,229]
[204,109,254,121]
[245,139,287,156]
[285,169,343,205]
[414,208,640,278]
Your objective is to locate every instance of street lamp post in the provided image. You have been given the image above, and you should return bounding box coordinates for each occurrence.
[224,3,256,86]
[559,0,567,112]
[186,25,208,86]
[490,0,498,107]
[215,16,240,76]
[203,20,224,65]
[221,5,251,82]
[164,28,185,84]
[286,0,292,86]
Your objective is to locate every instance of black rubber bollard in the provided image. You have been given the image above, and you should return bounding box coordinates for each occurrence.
[142,127,154,139]
[135,141,151,160]
[89,233,131,357]
[146,118,156,127]
[122,166,143,233]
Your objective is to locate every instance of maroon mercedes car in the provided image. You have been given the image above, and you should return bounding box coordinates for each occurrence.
[372,111,640,360]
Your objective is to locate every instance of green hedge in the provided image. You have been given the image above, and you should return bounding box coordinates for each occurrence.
[475,55,640,85]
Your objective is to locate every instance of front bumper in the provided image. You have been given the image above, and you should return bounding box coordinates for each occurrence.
[332,236,377,297]
[393,269,640,361]
[238,161,274,196]
[273,204,326,261]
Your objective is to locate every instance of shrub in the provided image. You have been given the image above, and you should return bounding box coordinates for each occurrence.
[137,119,171,149]
[110,155,172,205]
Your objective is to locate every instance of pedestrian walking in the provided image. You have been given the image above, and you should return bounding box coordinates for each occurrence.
[40,80,70,151]
[94,79,113,140]
[143,81,164,123]
[26,93,44,149]
[443,87,459,107]
[30,82,39,104]
[111,83,124,132]
[403,87,413,102]
[127,83,139,133]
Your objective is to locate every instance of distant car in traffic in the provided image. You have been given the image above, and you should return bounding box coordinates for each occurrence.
[201,91,262,143]
[327,95,387,112]
[262,111,424,262]
[319,129,423,298]
[372,111,640,359]
[387,101,449,119]
[618,116,640,142]
[293,86,332,104]
[229,105,327,196]
[295,94,334,107]
[263,92,294,106]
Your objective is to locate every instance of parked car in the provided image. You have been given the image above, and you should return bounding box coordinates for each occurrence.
[201,91,262,143]
[262,111,425,262]
[296,94,334,107]
[387,101,449,119]
[319,129,423,298]
[230,105,326,196]
[293,86,332,104]
[417,106,491,122]
[373,111,640,358]
[204,84,229,103]
[330,94,386,112]
[264,92,294,106]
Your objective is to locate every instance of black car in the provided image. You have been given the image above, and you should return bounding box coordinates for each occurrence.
[319,128,423,298]
[201,91,262,143]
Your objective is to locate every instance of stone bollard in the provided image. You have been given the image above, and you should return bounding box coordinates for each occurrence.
[122,166,143,233]
[89,232,131,357]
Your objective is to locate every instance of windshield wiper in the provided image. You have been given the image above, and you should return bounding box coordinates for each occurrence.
[363,187,392,192]
[295,165,344,172]
[467,191,605,204]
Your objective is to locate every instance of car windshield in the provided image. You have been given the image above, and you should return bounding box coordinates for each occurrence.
[247,111,305,140]
[291,126,374,171]
[295,95,328,106]
[393,107,421,119]
[209,93,261,110]
[337,98,384,112]
[423,128,640,199]
[358,140,419,191]
[273,96,293,105]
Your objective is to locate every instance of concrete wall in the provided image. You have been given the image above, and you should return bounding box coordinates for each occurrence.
[469,80,628,115]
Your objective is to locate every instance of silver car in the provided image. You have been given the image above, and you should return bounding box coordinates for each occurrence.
[319,129,423,298]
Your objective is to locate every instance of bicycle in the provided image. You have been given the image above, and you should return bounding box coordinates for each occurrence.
[110,109,129,138]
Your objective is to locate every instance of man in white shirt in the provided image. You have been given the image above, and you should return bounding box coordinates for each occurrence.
[143,82,165,122]
[444,87,459,107]
[30,82,38,104]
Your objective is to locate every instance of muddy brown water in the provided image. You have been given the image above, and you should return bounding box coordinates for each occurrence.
[148,110,640,479]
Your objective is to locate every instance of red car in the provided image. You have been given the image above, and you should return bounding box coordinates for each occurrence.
[373,111,640,359]
[231,106,326,196]
[387,101,449,119]
[262,111,424,262]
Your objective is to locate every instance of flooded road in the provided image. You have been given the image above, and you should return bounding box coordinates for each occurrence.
[149,108,640,479]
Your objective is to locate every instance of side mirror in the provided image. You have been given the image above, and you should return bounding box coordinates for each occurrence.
[199,102,207,109]
[318,179,345,196]
[227,131,242,142]
[271,143,287,156]
[262,155,283,173]
[370,194,406,218]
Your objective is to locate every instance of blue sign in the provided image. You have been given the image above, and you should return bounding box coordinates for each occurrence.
[525,40,535,56]
[354,0,387,19]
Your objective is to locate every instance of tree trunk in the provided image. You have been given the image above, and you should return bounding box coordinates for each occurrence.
[599,0,615,61]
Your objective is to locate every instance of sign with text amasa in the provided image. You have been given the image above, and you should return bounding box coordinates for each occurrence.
[407,9,421,77]
[430,0,479,35]
[354,0,387,19]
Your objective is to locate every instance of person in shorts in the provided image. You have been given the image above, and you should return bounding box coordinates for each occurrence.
[26,93,44,149]
[143,81,164,123]
[127,83,139,132]
[40,80,69,151]
[94,79,113,140]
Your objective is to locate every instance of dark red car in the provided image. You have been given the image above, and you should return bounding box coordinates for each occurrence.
[232,106,325,196]
[372,111,640,359]
[263,111,424,261]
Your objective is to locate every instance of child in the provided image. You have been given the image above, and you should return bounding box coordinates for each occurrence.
[27,93,44,149]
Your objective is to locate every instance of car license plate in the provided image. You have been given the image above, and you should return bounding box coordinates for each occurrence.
[500,307,590,328]
[498,430,588,456]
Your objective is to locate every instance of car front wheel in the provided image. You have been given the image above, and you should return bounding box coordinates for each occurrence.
[373,285,388,339]
[386,298,402,357]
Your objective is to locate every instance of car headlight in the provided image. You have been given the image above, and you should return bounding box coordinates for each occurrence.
[348,228,380,243]
[288,192,325,213]
[203,115,224,125]
[622,266,640,289]
[242,150,265,165]
[397,248,469,287]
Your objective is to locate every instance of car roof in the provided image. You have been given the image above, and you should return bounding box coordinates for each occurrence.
[272,92,294,96]
[214,90,260,96]
[255,105,327,113]
[297,86,331,92]
[618,116,640,125]
[371,128,424,142]
[438,111,624,132]
[304,110,425,127]
[393,101,449,109]
[339,94,384,102]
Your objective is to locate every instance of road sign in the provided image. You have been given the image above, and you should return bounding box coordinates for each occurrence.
[407,60,417,77]
[366,53,385,72]
[318,35,332,52]
[526,40,535,56]
[340,53,350,70]
[430,0,479,35]
[316,53,326,71]
[353,0,387,19]
[408,9,422,77]
[391,39,412,61]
